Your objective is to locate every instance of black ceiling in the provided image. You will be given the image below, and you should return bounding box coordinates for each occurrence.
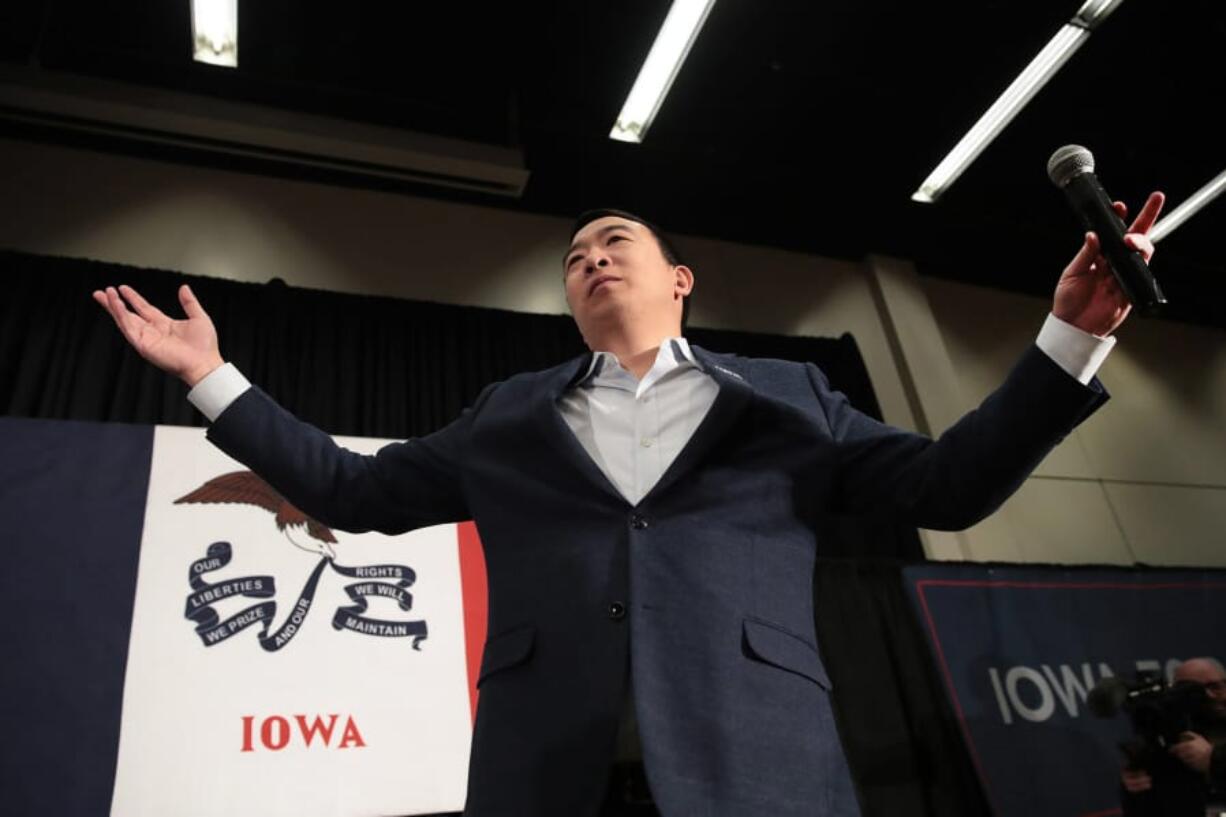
[3,0,1224,329]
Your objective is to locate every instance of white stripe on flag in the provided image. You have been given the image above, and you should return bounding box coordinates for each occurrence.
[112,425,472,816]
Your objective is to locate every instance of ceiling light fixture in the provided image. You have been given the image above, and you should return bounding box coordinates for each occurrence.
[191,0,238,68]
[912,0,1126,203]
[610,0,718,144]
[1072,0,1127,28]
[0,66,530,197]
[1150,169,1226,244]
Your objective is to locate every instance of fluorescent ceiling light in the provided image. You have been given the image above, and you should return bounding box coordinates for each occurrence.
[1150,168,1226,244]
[192,0,238,68]
[610,0,718,144]
[912,25,1087,203]
[912,0,1127,204]
[1073,0,1126,29]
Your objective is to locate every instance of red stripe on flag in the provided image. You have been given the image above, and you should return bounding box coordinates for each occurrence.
[456,521,488,724]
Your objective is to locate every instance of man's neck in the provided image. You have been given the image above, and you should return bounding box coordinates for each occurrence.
[590,327,682,380]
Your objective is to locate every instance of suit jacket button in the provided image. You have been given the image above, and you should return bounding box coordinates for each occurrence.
[631,515,648,530]
[608,602,626,620]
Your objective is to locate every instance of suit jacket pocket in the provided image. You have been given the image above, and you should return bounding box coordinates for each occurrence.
[477,625,536,688]
[742,617,831,691]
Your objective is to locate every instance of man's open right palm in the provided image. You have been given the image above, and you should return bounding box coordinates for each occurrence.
[92,284,224,387]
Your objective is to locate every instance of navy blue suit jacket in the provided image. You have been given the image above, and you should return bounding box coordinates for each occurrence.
[207,344,1106,816]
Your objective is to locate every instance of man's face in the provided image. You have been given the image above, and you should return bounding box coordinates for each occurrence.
[1174,659,1226,720]
[562,217,691,342]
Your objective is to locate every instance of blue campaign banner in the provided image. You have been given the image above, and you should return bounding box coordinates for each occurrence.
[903,564,1226,817]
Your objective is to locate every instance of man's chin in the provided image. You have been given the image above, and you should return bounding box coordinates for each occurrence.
[580,298,625,320]
[573,302,624,337]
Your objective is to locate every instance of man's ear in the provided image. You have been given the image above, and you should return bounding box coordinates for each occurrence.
[673,265,694,298]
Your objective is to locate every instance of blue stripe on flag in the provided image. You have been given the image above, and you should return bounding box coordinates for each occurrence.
[0,417,153,816]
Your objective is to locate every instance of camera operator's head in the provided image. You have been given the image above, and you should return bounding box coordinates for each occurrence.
[1174,657,1226,721]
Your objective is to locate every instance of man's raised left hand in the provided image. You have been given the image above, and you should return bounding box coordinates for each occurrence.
[1052,191,1164,337]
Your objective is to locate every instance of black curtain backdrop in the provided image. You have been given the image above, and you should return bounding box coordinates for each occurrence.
[813,559,991,816]
[0,249,989,815]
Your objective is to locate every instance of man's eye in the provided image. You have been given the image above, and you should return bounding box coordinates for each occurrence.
[608,235,626,244]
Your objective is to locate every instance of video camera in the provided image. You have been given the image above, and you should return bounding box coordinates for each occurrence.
[1089,673,1209,767]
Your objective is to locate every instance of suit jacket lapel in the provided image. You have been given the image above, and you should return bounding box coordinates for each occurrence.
[638,347,754,506]
[530,353,629,505]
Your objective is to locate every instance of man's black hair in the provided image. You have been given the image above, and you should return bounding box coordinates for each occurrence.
[570,208,691,330]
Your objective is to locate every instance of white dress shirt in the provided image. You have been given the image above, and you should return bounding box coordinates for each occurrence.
[557,338,717,505]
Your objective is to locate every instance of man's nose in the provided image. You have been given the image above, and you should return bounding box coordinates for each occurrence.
[585,251,611,273]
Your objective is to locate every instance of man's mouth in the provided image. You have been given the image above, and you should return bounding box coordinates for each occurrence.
[589,275,620,296]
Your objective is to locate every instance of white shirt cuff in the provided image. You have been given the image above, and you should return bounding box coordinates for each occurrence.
[186,362,251,422]
[1035,313,1116,386]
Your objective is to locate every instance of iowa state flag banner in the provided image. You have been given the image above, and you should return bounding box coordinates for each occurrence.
[1,417,488,817]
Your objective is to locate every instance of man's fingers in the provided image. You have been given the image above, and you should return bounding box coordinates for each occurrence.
[93,288,119,326]
[117,284,167,324]
[1125,233,1155,262]
[1129,191,1165,235]
[102,286,128,325]
[178,284,207,319]
[1113,201,1128,222]
[1121,767,1153,792]
[102,287,145,346]
[1099,262,1121,290]
[1066,232,1100,277]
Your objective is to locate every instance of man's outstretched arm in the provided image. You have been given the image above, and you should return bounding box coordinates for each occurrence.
[819,192,1163,529]
[92,283,470,534]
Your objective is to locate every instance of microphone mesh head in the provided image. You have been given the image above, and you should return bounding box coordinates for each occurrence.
[1048,145,1095,187]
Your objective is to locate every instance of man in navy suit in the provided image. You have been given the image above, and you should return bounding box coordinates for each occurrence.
[95,194,1163,816]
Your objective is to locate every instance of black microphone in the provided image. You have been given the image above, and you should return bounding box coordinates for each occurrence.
[1047,145,1167,313]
